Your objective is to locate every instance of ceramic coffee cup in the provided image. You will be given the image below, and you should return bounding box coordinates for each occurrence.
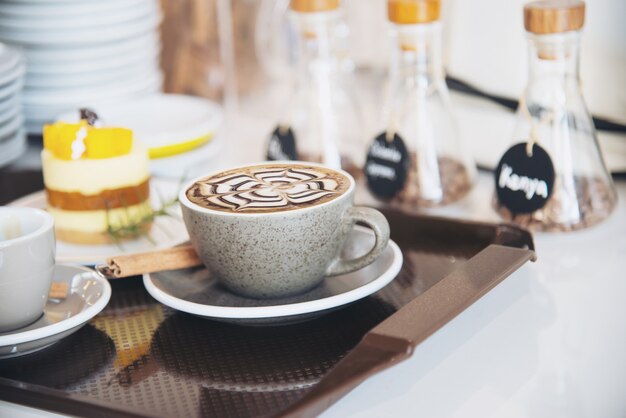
[0,207,56,332]
[179,162,390,298]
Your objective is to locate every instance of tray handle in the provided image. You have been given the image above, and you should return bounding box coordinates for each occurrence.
[281,244,535,418]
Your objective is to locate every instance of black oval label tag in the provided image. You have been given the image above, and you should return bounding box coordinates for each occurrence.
[495,142,555,214]
[267,125,298,161]
[364,132,409,199]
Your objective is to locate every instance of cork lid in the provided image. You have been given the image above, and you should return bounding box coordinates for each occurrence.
[290,0,340,12]
[524,0,585,34]
[388,0,440,24]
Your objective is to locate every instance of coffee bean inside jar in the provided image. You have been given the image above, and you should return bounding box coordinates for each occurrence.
[494,175,616,232]
[392,155,472,208]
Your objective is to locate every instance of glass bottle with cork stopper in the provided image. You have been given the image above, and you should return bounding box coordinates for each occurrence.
[266,0,362,177]
[364,0,475,208]
[494,0,617,232]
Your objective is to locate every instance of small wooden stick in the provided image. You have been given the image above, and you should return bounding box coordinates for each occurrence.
[98,245,202,279]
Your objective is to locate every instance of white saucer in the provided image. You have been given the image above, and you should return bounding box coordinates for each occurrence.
[23,78,163,133]
[9,179,189,265]
[149,136,223,180]
[0,0,156,30]
[0,92,19,114]
[0,10,161,46]
[0,98,19,125]
[143,227,403,325]
[0,76,23,100]
[0,264,111,359]
[0,59,24,87]
[57,94,223,178]
[0,0,146,17]
[26,42,159,75]
[0,44,22,78]
[0,130,26,168]
[57,94,223,152]
[23,32,159,64]
[0,113,23,138]
[26,59,159,88]
[23,72,162,105]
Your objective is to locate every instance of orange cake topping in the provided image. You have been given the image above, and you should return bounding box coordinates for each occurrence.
[43,110,133,160]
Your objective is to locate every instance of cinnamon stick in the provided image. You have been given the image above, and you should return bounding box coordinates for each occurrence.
[101,245,202,278]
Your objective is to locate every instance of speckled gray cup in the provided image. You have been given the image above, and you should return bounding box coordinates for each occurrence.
[179,162,390,299]
[0,207,56,332]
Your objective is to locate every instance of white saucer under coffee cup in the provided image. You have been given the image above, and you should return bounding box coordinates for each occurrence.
[179,162,390,299]
[0,207,55,332]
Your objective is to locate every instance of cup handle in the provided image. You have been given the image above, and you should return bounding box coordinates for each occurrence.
[325,207,390,277]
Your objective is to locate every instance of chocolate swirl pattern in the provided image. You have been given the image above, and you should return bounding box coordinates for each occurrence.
[187,165,350,213]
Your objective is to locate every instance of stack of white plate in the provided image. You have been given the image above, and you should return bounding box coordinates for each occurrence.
[0,43,26,168]
[0,0,163,135]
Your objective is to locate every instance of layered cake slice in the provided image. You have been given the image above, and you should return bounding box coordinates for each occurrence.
[41,112,152,244]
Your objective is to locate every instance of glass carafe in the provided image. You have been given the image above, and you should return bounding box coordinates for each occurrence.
[378,0,475,208]
[269,0,362,176]
[495,0,617,231]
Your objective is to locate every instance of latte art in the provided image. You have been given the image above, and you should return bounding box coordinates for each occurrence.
[186,164,351,213]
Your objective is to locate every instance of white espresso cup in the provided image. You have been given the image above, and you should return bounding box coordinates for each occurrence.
[179,162,390,298]
[0,207,55,332]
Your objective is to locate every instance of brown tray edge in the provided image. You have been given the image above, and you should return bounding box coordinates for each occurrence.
[281,244,536,418]
[381,208,536,252]
[0,377,154,418]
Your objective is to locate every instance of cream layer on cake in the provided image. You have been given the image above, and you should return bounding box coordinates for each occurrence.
[41,143,149,195]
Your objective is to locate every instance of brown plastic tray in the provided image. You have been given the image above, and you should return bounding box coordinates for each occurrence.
[0,209,535,418]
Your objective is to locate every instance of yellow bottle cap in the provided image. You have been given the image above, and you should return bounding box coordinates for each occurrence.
[290,0,340,13]
[388,0,440,24]
[524,0,585,34]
